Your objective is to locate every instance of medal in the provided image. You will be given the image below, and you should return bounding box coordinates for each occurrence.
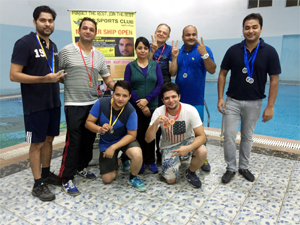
[248,78,254,84]
[242,67,247,74]
[89,81,93,87]
[78,42,94,88]
[183,73,188,78]
[244,40,260,84]
[164,103,181,128]
[109,99,125,133]
[110,129,114,134]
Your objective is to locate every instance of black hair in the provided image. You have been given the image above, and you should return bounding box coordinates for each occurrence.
[156,23,171,35]
[33,5,56,21]
[243,13,263,28]
[134,37,150,49]
[113,80,131,94]
[79,17,97,32]
[161,82,180,98]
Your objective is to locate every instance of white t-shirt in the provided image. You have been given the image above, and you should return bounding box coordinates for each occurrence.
[150,102,202,149]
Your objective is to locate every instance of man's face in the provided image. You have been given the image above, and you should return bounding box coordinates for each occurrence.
[243,19,262,43]
[182,26,198,48]
[78,21,96,43]
[118,38,134,56]
[112,86,131,109]
[162,90,180,110]
[33,12,54,38]
[155,25,170,43]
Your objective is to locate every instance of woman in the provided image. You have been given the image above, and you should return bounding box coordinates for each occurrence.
[124,36,163,174]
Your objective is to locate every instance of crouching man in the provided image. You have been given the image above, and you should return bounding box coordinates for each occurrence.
[145,82,207,188]
[85,80,146,191]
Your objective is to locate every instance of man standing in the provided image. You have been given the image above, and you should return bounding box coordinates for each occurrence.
[85,80,146,191]
[58,17,115,195]
[10,5,66,201]
[145,82,207,188]
[218,13,280,184]
[175,25,216,171]
[118,38,134,57]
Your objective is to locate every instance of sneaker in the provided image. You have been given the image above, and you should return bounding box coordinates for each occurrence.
[185,169,201,188]
[128,176,146,192]
[201,159,211,172]
[42,171,61,186]
[32,183,55,201]
[138,163,145,174]
[62,180,80,196]
[77,168,96,180]
[222,170,236,184]
[120,160,130,171]
[239,169,255,182]
[148,164,158,174]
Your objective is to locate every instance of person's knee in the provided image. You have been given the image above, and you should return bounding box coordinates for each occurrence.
[194,146,207,159]
[166,178,176,184]
[127,147,142,162]
[101,172,116,184]
[45,136,54,143]
[29,142,44,152]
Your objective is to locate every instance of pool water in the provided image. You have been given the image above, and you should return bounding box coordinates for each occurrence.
[0,83,299,148]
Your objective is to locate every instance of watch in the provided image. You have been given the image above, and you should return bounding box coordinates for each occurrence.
[201,53,209,59]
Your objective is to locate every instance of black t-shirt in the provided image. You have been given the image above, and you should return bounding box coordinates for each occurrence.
[221,38,281,100]
[11,32,60,115]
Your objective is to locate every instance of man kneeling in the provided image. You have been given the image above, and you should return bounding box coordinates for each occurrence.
[145,82,207,188]
[85,80,146,191]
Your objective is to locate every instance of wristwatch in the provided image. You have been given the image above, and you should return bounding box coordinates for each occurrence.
[201,53,209,59]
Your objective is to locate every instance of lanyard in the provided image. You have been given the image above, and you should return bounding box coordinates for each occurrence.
[244,40,260,79]
[156,44,166,62]
[164,103,181,127]
[110,99,125,128]
[35,34,54,73]
[78,42,94,85]
[182,45,197,74]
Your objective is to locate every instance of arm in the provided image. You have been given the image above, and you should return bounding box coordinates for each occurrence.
[169,40,179,76]
[217,69,229,114]
[262,75,279,122]
[196,38,216,74]
[102,76,115,90]
[145,114,169,143]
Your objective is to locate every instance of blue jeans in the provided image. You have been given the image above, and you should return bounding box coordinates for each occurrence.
[223,97,262,171]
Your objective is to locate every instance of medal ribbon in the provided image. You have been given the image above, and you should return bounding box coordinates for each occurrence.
[110,99,125,129]
[244,40,260,79]
[35,33,54,73]
[156,44,166,62]
[165,103,181,120]
[78,42,94,85]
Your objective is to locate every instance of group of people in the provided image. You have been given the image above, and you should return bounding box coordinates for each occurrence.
[10,5,280,202]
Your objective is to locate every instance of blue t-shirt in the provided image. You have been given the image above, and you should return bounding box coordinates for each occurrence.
[151,43,173,83]
[175,43,214,105]
[90,97,138,152]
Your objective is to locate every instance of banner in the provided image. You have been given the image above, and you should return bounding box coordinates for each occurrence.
[69,10,136,82]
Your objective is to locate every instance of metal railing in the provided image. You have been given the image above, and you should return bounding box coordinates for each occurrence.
[204,100,210,127]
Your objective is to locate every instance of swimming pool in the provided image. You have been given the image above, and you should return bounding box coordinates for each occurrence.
[0,83,299,148]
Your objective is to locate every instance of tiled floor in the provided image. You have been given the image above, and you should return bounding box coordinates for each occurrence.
[1,144,300,225]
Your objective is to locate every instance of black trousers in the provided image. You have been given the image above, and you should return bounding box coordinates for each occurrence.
[136,109,155,164]
[58,105,96,181]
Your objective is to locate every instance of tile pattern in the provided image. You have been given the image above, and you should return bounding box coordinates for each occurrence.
[0,144,300,225]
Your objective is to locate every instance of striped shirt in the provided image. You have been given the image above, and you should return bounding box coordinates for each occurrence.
[59,43,110,106]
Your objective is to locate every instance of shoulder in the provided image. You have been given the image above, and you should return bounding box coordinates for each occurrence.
[94,48,105,58]
[60,43,75,53]
[261,40,277,53]
[15,33,35,48]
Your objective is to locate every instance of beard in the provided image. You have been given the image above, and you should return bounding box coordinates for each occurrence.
[36,26,53,37]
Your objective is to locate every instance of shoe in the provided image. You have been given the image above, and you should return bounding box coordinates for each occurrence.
[201,159,211,172]
[62,180,80,196]
[138,163,145,174]
[239,169,255,182]
[148,164,158,174]
[185,169,201,188]
[120,160,130,171]
[222,170,236,184]
[128,176,146,192]
[42,171,61,186]
[77,168,96,180]
[180,155,190,162]
[32,183,55,201]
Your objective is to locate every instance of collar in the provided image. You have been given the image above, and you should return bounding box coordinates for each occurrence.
[31,32,53,47]
[239,38,265,49]
[181,43,198,53]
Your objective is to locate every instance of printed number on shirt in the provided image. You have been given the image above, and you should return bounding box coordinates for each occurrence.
[34,49,45,58]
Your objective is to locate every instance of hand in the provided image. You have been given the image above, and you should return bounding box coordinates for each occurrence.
[262,106,274,122]
[155,115,169,126]
[45,70,67,83]
[142,106,151,116]
[100,123,113,134]
[103,146,116,158]
[171,40,179,58]
[170,146,190,157]
[150,34,158,53]
[136,98,148,109]
[197,37,208,56]
[217,99,225,114]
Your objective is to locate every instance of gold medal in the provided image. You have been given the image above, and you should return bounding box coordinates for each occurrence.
[89,81,93,87]
[110,129,114,134]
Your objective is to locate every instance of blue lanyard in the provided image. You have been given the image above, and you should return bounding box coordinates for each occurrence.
[35,34,54,73]
[244,40,260,78]
[183,45,197,74]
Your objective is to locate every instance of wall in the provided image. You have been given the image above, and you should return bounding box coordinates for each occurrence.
[0,0,299,95]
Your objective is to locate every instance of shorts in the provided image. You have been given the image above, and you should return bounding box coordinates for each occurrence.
[161,136,194,180]
[24,107,60,143]
[193,104,204,122]
[99,140,140,175]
